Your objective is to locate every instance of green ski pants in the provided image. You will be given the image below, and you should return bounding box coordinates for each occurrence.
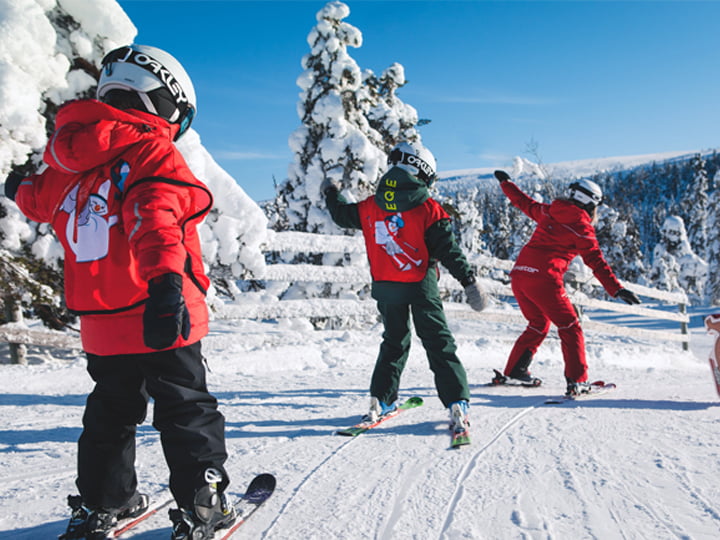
[370,296,470,408]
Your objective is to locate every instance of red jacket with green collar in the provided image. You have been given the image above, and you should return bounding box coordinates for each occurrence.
[14,99,212,355]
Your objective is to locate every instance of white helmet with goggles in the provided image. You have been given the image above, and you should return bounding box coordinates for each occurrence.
[387,141,437,186]
[97,44,196,140]
[568,178,603,211]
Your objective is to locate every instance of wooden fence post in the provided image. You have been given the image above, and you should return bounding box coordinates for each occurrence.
[679,302,688,352]
[3,295,27,365]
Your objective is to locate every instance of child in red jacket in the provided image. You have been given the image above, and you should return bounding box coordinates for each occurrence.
[492,170,640,396]
[322,142,488,440]
[5,45,234,540]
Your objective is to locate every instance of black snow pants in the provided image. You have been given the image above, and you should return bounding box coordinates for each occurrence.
[77,341,229,511]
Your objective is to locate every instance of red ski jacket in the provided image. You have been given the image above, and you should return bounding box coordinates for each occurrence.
[357,197,448,283]
[501,181,622,296]
[14,99,213,355]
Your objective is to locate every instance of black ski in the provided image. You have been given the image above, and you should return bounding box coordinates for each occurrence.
[216,473,276,540]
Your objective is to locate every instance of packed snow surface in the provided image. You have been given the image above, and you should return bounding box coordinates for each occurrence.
[0,311,718,539]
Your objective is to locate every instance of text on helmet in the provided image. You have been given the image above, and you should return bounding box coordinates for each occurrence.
[117,48,189,105]
[405,153,433,179]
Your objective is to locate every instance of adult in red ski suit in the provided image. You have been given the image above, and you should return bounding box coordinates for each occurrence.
[494,170,640,390]
[5,45,234,539]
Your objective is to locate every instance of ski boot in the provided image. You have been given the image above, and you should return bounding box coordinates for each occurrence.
[363,396,397,423]
[565,380,592,397]
[448,400,470,433]
[169,469,236,540]
[59,491,148,539]
[507,367,542,387]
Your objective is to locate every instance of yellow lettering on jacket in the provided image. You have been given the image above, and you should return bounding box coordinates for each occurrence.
[383,178,397,210]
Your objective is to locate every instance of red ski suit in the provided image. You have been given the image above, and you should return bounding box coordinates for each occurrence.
[501,181,622,382]
[14,99,212,355]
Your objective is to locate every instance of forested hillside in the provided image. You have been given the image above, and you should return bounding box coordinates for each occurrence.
[436,151,720,305]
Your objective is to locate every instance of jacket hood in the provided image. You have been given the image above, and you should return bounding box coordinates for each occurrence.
[374,166,429,213]
[44,99,179,174]
[549,199,589,225]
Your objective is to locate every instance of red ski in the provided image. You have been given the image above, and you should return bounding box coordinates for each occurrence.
[703,314,720,397]
[336,397,424,436]
[112,497,173,537]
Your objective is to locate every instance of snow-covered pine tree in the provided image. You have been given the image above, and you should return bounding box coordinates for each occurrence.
[705,170,720,303]
[483,190,513,260]
[275,1,385,235]
[682,154,709,257]
[0,0,135,333]
[649,215,708,302]
[362,62,420,151]
[594,205,646,285]
[648,249,681,293]
[0,0,270,319]
[450,188,486,256]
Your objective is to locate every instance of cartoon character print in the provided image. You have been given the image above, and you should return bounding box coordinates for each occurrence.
[110,159,131,192]
[374,213,423,271]
[61,179,119,262]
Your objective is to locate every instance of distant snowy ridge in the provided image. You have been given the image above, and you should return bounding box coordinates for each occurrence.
[438,149,701,184]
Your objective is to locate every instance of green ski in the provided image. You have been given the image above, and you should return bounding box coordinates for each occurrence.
[336,397,424,436]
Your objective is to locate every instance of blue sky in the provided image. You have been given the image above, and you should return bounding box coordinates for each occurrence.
[117,0,720,201]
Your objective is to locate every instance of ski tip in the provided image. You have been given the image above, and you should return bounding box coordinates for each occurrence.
[450,437,471,449]
[404,396,424,407]
[246,473,276,496]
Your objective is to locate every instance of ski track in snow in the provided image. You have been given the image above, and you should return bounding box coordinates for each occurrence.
[440,399,542,539]
[263,435,356,536]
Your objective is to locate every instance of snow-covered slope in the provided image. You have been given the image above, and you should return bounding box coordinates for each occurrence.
[1,312,718,539]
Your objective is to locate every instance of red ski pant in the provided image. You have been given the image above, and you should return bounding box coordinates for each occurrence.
[505,271,588,382]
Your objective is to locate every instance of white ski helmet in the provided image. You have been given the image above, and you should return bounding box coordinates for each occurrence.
[387,141,437,186]
[97,44,197,140]
[568,178,603,210]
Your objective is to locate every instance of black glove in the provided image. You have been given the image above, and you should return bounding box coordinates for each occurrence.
[494,170,511,183]
[615,288,641,305]
[4,169,24,201]
[143,273,191,349]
